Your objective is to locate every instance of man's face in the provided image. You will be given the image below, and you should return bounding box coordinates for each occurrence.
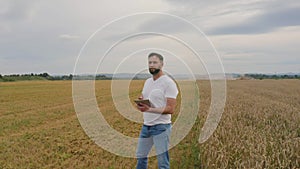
[148,56,163,75]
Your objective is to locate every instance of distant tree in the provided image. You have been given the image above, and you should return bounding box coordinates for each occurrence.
[42,72,50,77]
[96,74,110,80]
[0,74,2,78]
[60,75,69,80]
[271,75,278,79]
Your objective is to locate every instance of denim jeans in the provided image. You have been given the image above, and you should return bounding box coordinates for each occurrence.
[136,124,171,169]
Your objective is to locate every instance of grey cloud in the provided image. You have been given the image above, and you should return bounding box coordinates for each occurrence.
[100,14,192,43]
[208,6,300,35]
[1,0,299,74]
[163,0,300,35]
[0,0,38,21]
[136,15,189,34]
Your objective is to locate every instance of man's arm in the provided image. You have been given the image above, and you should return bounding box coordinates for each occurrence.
[137,98,176,114]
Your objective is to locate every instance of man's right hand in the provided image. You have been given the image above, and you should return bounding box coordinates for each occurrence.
[137,103,150,112]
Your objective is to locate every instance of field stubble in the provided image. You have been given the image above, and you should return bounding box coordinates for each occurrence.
[0,79,299,168]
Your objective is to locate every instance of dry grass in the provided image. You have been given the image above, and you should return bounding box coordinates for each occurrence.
[0,79,299,168]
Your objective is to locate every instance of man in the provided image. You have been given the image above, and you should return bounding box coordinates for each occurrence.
[136,53,178,169]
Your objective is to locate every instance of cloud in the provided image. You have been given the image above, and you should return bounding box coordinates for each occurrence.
[210,26,300,73]
[0,0,40,35]
[0,0,39,21]
[162,0,300,35]
[1,0,300,74]
[208,6,300,35]
[59,34,80,40]
[98,13,192,44]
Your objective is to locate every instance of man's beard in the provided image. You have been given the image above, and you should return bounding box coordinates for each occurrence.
[149,68,160,75]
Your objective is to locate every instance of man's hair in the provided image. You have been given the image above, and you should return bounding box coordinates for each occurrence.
[148,52,164,62]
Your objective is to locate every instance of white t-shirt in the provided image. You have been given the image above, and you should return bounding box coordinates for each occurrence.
[142,75,178,126]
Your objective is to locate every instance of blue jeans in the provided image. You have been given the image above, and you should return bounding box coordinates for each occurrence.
[136,124,171,169]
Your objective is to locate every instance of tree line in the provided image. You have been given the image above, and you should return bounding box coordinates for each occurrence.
[0,73,299,82]
[0,73,113,82]
[0,73,69,82]
[244,74,299,80]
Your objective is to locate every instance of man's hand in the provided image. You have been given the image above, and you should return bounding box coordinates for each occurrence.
[136,96,176,114]
[141,98,176,114]
[137,103,150,112]
[136,95,149,112]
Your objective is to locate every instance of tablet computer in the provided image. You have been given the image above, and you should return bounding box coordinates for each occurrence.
[134,99,151,106]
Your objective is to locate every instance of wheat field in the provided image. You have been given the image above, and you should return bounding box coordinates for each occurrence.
[0,79,299,168]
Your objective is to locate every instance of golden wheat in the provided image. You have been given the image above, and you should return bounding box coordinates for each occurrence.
[0,80,299,168]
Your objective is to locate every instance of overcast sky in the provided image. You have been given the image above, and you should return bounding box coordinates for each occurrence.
[1,0,300,75]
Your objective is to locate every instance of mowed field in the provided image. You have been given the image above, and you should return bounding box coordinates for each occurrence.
[0,79,299,168]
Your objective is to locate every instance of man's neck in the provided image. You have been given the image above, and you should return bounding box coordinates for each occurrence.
[152,71,164,81]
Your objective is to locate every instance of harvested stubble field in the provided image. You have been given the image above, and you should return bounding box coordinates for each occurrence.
[0,79,299,168]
